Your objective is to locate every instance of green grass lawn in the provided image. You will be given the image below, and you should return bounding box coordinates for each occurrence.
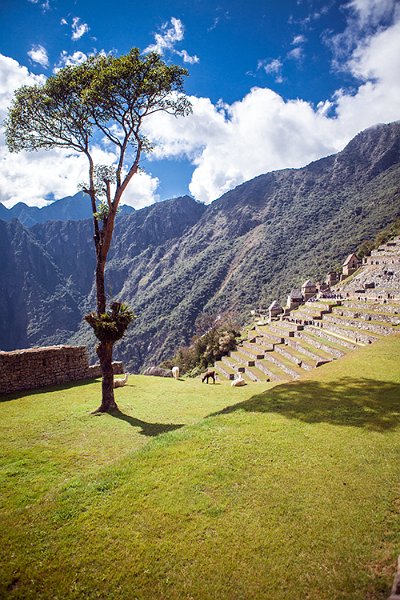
[1,336,400,599]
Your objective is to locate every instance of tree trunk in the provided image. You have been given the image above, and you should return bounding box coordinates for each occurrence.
[93,219,118,413]
[96,260,107,314]
[93,340,118,413]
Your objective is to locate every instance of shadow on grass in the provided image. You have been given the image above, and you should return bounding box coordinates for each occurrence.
[109,410,185,437]
[210,377,400,432]
[0,378,99,403]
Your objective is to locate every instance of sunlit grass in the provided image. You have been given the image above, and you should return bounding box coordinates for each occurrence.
[1,337,399,599]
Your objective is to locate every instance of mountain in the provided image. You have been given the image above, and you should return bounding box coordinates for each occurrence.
[1,122,399,371]
[0,192,135,227]
[0,219,83,350]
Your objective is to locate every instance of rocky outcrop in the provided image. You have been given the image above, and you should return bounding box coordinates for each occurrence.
[142,366,173,377]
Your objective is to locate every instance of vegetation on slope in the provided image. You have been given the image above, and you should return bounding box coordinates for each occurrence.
[1,334,399,599]
[357,216,400,258]
[160,311,241,375]
[1,123,399,372]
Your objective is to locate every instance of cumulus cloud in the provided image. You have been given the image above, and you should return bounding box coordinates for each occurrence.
[145,17,184,54]
[0,54,160,209]
[144,17,199,64]
[54,50,88,71]
[348,0,397,27]
[119,171,160,209]
[27,44,49,68]
[142,8,400,204]
[1,1,400,209]
[328,0,398,65]
[71,16,89,41]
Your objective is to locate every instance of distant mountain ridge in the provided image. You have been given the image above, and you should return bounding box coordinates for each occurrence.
[1,121,399,373]
[0,192,135,227]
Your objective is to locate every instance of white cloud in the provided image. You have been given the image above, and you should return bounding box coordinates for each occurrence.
[145,17,184,54]
[55,50,88,71]
[60,18,68,25]
[142,9,400,204]
[287,46,304,60]
[328,0,398,65]
[262,59,282,74]
[0,54,45,113]
[28,0,50,11]
[347,0,397,27]
[176,49,200,64]
[119,171,160,209]
[1,2,400,209]
[292,34,306,45]
[257,58,283,83]
[71,16,89,41]
[144,17,199,64]
[27,44,49,68]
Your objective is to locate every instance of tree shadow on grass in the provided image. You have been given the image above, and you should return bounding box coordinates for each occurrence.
[210,378,400,432]
[107,409,185,437]
[0,378,98,403]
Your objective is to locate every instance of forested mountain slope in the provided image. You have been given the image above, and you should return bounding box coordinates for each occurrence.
[1,122,399,372]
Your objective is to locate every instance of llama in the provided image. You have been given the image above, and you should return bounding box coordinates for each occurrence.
[172,366,180,379]
[231,374,245,387]
[113,373,129,388]
[202,370,216,384]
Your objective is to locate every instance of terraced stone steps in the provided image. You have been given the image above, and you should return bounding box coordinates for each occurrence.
[214,360,252,383]
[316,319,386,344]
[240,341,267,359]
[214,361,235,381]
[306,325,360,350]
[261,351,303,379]
[254,358,290,382]
[342,301,400,315]
[285,337,334,361]
[254,326,284,344]
[321,312,396,335]
[274,343,330,370]
[245,364,272,382]
[293,330,347,358]
[331,306,400,325]
[215,297,398,383]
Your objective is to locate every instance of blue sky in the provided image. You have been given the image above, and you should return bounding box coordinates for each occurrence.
[0,0,399,207]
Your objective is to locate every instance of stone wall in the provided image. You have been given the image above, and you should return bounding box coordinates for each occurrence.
[0,345,124,394]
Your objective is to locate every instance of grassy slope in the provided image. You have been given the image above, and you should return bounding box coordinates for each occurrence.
[1,336,399,599]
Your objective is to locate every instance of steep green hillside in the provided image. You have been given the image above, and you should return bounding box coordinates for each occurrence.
[1,122,399,372]
[1,335,399,599]
[114,122,400,371]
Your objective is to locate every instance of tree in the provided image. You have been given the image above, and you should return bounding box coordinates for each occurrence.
[5,49,191,413]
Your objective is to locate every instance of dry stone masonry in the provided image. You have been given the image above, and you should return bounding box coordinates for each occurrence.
[0,345,123,394]
[215,236,400,382]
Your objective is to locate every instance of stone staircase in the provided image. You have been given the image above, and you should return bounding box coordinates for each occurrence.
[214,298,400,382]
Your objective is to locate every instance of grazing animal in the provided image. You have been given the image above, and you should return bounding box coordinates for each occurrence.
[113,373,129,388]
[171,366,180,379]
[202,370,216,384]
[231,374,245,387]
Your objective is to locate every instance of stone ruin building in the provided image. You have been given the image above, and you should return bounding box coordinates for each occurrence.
[250,236,400,325]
